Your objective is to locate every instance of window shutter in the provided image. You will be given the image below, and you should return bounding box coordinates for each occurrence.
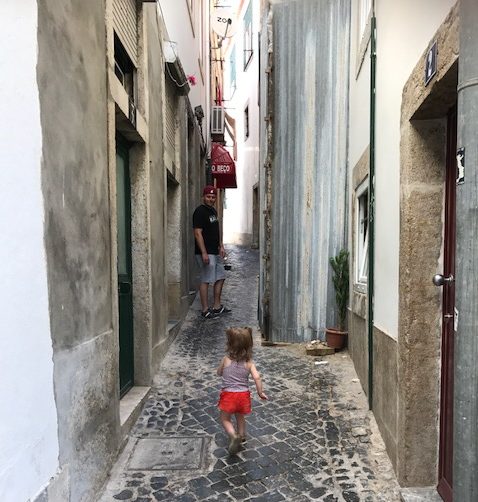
[165,80,178,170]
[113,0,138,67]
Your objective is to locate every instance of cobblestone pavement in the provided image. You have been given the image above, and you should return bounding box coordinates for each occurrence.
[99,245,400,502]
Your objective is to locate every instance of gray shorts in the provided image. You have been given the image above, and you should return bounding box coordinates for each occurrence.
[196,254,226,284]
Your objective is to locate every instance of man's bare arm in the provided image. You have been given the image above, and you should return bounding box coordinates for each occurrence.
[194,228,209,264]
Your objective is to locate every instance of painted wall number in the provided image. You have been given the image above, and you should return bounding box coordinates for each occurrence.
[425,41,437,86]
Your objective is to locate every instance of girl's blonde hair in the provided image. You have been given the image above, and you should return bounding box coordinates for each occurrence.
[226,327,253,362]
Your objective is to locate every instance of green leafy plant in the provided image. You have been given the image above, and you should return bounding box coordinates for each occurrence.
[329,249,350,331]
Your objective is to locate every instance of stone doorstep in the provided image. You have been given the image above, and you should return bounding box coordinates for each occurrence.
[120,386,151,441]
[400,487,443,502]
[306,344,335,356]
[261,340,291,347]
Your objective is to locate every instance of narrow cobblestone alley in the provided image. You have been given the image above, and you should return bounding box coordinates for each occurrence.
[99,246,400,502]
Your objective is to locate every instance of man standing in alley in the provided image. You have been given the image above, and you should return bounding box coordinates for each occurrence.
[193,185,231,318]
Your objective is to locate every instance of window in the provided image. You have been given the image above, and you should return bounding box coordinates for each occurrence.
[243,2,253,69]
[356,181,369,284]
[244,105,249,140]
[114,33,136,103]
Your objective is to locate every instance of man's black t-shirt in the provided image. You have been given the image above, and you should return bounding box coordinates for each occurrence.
[192,204,220,255]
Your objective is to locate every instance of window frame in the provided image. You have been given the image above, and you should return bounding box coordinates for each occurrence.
[114,32,137,104]
[358,0,372,40]
[186,0,196,36]
[243,1,253,70]
[355,0,372,77]
[244,104,250,141]
[355,179,369,286]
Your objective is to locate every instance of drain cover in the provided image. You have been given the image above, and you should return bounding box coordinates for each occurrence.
[128,437,208,470]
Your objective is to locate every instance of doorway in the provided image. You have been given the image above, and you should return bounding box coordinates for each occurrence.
[116,140,134,396]
[437,105,457,502]
[252,184,259,249]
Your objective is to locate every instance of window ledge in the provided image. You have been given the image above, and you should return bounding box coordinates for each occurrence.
[352,284,367,318]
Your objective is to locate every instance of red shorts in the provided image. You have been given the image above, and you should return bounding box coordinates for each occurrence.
[218,391,252,415]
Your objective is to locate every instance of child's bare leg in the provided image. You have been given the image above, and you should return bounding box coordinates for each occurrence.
[221,411,242,454]
[235,413,246,438]
[220,411,236,437]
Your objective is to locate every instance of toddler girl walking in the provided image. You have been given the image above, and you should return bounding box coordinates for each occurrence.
[217,327,268,454]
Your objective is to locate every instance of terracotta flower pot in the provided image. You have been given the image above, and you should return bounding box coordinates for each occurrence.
[325,328,348,350]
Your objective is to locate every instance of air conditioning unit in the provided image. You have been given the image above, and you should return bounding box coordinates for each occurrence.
[211,106,225,134]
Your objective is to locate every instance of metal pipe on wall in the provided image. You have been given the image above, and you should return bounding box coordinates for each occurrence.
[453,0,478,498]
[367,10,377,411]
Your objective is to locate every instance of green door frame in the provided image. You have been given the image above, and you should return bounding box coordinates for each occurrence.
[116,139,134,397]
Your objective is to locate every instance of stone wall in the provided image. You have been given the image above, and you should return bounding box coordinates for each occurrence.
[397,3,458,485]
[37,1,119,500]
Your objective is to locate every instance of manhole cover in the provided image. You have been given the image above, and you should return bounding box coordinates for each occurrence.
[128,437,208,470]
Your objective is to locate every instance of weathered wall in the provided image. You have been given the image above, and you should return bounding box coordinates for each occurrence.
[258,4,273,337]
[37,1,119,501]
[398,5,458,485]
[348,312,368,390]
[180,108,203,310]
[0,4,60,502]
[373,328,398,472]
[186,120,205,292]
[145,7,169,366]
[268,0,351,342]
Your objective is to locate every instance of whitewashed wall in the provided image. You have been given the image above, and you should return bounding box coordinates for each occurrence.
[160,0,210,140]
[0,4,59,501]
[223,0,260,245]
[349,0,457,339]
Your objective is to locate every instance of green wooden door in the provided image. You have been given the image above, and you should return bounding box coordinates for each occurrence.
[116,142,134,396]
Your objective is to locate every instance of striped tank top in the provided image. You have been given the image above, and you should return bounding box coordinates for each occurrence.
[222,360,250,392]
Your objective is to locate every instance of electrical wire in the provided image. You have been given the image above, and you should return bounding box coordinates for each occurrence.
[154,0,193,88]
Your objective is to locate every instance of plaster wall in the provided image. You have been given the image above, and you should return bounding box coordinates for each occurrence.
[159,0,210,145]
[223,0,261,246]
[0,4,59,501]
[372,0,456,338]
[145,8,170,365]
[348,0,370,170]
[372,327,398,472]
[37,1,119,501]
[348,312,368,392]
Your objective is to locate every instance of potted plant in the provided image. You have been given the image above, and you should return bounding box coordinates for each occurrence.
[325,249,349,350]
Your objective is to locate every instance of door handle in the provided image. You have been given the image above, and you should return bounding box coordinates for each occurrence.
[432,274,454,286]
[118,281,132,294]
[444,314,453,319]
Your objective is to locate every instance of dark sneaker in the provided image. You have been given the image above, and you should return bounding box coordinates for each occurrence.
[228,434,242,454]
[212,305,232,315]
[200,309,213,319]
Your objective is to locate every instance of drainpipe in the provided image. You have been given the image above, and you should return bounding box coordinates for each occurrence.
[367,9,377,411]
[453,0,478,498]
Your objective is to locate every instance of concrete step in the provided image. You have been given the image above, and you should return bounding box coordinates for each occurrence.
[400,487,443,502]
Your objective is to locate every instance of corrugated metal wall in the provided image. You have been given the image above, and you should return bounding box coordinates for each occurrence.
[268,0,350,342]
